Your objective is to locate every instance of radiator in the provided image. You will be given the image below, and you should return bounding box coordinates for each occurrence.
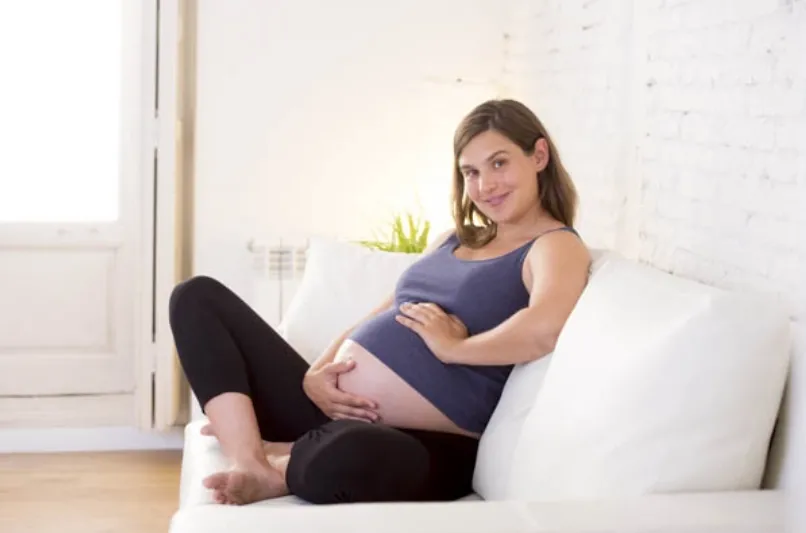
[247,237,309,328]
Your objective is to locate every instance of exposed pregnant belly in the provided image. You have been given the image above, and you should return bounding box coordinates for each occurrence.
[333,339,479,438]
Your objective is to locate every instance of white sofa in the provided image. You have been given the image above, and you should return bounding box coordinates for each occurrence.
[169,243,796,533]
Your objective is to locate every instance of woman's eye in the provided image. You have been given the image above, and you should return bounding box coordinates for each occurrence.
[493,159,506,169]
[464,170,478,179]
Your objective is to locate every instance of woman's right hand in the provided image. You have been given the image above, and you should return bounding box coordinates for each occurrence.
[302,360,380,423]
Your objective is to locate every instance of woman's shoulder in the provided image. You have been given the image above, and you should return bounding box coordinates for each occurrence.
[421,228,456,255]
[524,225,590,271]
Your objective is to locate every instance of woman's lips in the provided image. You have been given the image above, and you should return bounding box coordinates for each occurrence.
[485,193,510,207]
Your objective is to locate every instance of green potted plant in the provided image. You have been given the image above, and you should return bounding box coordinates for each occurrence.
[358,212,431,254]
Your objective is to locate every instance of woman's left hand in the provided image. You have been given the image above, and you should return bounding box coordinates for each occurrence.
[395,302,468,363]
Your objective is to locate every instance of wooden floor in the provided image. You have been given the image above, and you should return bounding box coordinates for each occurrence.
[0,450,182,533]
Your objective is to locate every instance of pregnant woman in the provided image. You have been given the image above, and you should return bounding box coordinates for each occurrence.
[169,99,591,505]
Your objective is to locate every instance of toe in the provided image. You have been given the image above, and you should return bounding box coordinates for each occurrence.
[203,472,229,491]
[226,473,246,505]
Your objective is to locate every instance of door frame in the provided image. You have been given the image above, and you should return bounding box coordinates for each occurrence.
[134,0,190,431]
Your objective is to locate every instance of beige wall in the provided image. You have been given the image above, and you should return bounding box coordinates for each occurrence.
[193,0,509,298]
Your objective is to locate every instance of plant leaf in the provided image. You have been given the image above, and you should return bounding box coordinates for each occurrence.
[356,211,432,253]
[392,216,405,249]
[417,220,431,251]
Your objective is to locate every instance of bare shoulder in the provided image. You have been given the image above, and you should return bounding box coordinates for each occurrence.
[528,228,591,264]
[523,228,591,290]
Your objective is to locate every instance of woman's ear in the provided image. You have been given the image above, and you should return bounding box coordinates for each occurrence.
[533,138,550,172]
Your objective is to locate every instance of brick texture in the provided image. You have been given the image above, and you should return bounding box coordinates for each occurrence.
[508,0,805,490]
[509,0,804,318]
[639,1,805,304]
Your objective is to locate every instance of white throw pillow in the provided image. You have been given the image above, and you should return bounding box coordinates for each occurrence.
[473,248,616,500]
[505,256,791,500]
[473,355,552,499]
[278,238,421,363]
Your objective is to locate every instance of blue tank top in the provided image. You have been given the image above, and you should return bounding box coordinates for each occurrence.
[347,227,578,433]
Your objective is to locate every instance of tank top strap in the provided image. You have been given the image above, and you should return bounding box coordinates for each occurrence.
[514,226,579,266]
[437,226,579,263]
[537,226,579,239]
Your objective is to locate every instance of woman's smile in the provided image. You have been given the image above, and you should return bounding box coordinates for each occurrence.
[484,192,510,208]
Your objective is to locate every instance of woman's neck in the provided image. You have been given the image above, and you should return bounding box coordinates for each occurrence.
[494,208,558,244]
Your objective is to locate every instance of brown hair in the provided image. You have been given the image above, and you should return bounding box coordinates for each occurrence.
[451,99,578,248]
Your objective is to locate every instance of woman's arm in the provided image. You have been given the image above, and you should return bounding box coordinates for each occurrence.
[307,228,455,372]
[448,231,591,366]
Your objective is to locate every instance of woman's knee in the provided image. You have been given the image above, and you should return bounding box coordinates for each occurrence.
[168,275,225,324]
[287,420,430,504]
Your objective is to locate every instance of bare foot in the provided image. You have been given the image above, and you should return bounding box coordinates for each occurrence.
[203,461,289,505]
[266,453,290,475]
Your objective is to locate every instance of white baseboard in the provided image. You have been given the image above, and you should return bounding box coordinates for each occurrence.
[0,426,185,454]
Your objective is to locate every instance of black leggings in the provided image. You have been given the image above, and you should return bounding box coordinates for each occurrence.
[168,275,479,504]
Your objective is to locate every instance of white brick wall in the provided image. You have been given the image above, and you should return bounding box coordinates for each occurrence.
[640,2,805,303]
[510,0,805,492]
[505,0,634,250]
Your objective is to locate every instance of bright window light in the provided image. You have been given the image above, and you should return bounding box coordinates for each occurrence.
[0,1,123,223]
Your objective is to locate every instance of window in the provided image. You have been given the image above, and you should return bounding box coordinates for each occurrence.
[0,1,123,222]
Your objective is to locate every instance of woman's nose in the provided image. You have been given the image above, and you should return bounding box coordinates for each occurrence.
[478,174,497,194]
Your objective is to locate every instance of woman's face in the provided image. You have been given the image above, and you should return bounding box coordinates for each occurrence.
[458,129,549,225]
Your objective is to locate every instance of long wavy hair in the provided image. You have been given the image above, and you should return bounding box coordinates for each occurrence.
[452,99,578,248]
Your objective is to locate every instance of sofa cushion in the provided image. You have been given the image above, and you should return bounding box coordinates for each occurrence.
[472,356,551,500]
[472,249,615,500]
[278,238,420,363]
[176,420,785,532]
[506,255,791,500]
[170,489,784,533]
